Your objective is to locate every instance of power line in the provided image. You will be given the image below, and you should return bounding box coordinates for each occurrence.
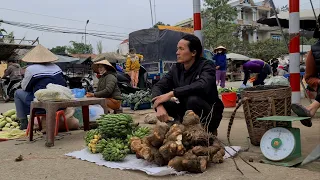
[1,20,126,41]
[0,7,137,31]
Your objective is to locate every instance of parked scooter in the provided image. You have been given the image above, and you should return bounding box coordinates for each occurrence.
[0,77,22,102]
[115,64,152,94]
[63,73,94,93]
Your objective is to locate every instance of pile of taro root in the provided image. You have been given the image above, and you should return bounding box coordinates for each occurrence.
[129,110,225,173]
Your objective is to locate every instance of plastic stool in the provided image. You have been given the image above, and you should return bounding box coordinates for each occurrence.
[26,110,69,136]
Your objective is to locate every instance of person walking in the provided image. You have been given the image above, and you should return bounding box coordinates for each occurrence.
[213,46,227,88]
[125,48,143,88]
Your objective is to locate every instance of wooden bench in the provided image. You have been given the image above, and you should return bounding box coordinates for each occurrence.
[29,98,108,147]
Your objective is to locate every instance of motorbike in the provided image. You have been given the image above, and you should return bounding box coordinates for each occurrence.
[63,73,94,93]
[115,64,152,94]
[62,64,151,95]
[0,77,22,101]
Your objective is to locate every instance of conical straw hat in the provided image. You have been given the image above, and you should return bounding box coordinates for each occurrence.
[22,44,58,63]
[214,46,227,53]
[92,60,116,73]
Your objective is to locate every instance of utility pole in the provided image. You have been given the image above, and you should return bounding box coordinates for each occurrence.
[289,0,300,104]
[149,0,154,26]
[85,19,89,47]
[154,0,157,23]
[193,0,203,44]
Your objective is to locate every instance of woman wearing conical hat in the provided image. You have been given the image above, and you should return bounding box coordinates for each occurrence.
[86,60,122,111]
[213,46,227,88]
[14,44,67,130]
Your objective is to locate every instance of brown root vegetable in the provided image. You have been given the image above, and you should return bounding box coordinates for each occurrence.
[168,156,185,172]
[176,143,186,156]
[140,146,152,161]
[182,125,214,147]
[146,122,169,148]
[163,124,185,144]
[211,150,224,164]
[182,110,201,126]
[182,158,208,173]
[192,146,220,157]
[130,137,143,153]
[150,146,167,166]
[183,150,198,160]
[159,141,178,161]
[219,148,225,157]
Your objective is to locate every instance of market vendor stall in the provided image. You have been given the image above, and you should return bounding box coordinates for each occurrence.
[226,53,250,82]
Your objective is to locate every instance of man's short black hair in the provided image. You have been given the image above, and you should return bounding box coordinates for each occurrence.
[181,34,203,60]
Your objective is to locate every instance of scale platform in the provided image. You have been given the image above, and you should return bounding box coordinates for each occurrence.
[256,116,311,167]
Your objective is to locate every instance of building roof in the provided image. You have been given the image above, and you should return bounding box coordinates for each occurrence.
[174,18,193,27]
[120,39,129,44]
[0,43,35,61]
[70,54,97,59]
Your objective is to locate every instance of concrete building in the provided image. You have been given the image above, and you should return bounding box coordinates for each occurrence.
[174,0,282,43]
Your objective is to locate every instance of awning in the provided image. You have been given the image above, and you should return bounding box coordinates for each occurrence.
[93,52,126,63]
[257,8,320,31]
[55,55,80,63]
[227,53,250,61]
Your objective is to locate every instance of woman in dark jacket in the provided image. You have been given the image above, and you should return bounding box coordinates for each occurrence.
[86,60,122,111]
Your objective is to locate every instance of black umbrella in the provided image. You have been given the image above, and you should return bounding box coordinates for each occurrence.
[257,9,319,31]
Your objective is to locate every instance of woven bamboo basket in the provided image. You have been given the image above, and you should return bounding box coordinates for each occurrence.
[241,85,292,146]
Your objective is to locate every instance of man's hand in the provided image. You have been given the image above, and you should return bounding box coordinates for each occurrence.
[216,66,220,70]
[86,92,95,97]
[152,91,174,108]
[155,105,170,122]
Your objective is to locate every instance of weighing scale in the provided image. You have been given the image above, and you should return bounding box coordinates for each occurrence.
[256,116,311,167]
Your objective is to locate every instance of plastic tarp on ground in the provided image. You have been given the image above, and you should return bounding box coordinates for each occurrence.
[129,29,188,62]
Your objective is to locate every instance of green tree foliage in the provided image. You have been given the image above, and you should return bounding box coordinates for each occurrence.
[50,46,67,54]
[247,39,288,61]
[202,0,238,50]
[153,21,170,28]
[67,41,93,54]
[202,0,290,61]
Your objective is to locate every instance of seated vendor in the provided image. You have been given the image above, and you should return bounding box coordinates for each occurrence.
[151,34,224,135]
[86,60,122,112]
[15,45,66,130]
[241,60,271,87]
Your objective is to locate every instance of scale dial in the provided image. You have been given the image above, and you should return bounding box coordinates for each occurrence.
[260,127,296,161]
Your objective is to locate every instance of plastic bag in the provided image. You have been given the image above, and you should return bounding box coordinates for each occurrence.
[89,105,104,122]
[34,83,74,101]
[265,76,290,86]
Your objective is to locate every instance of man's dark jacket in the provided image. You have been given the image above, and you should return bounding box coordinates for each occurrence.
[152,58,219,105]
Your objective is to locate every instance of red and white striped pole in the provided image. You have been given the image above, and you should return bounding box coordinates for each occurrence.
[289,0,300,104]
[193,0,203,44]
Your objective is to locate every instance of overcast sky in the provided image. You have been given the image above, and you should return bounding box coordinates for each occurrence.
[0,0,318,53]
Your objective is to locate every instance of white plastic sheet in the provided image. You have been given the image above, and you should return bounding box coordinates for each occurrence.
[65,146,241,176]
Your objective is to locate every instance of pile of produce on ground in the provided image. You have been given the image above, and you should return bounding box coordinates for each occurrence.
[0,129,25,139]
[122,90,152,110]
[84,113,151,161]
[0,109,19,131]
[129,110,225,173]
[121,94,130,107]
[217,87,241,94]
